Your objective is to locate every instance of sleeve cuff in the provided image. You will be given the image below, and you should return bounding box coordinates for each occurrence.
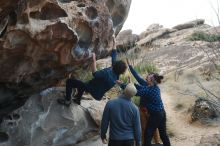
[128,65,133,69]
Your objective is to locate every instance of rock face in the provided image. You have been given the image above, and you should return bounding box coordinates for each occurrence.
[0,87,106,146]
[0,0,131,117]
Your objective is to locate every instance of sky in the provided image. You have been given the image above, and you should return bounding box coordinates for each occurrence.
[122,0,220,34]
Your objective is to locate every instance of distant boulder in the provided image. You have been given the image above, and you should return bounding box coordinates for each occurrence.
[172,19,205,30]
[116,29,139,51]
[139,23,163,39]
[137,28,175,46]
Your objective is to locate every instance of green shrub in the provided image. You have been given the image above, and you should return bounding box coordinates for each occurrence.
[133,63,158,75]
[80,64,103,82]
[131,96,140,106]
[120,74,130,83]
[189,31,220,42]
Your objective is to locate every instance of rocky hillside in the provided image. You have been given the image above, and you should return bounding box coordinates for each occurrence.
[118,19,220,74]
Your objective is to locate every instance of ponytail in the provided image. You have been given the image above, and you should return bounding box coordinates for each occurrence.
[153,74,164,84]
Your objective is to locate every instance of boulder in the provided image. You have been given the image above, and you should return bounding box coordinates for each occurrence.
[139,23,163,39]
[137,28,175,46]
[0,87,106,146]
[191,98,219,124]
[0,0,131,117]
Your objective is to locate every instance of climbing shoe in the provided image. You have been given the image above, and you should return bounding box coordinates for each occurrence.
[72,98,81,105]
[57,98,71,107]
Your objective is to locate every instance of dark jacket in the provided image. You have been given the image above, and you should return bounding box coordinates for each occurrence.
[101,95,141,146]
[85,50,118,100]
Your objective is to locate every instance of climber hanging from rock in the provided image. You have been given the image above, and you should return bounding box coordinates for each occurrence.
[57,37,127,106]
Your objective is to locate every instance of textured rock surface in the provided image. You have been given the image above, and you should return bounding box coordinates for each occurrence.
[0,87,106,146]
[0,0,131,117]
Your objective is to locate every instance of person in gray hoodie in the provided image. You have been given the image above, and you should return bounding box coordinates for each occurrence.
[101,83,141,146]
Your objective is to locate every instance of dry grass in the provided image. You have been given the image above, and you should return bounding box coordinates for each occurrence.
[167,124,176,138]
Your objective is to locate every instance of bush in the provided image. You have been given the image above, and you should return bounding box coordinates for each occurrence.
[80,64,103,82]
[131,96,140,106]
[189,31,220,42]
[120,74,130,83]
[134,63,158,75]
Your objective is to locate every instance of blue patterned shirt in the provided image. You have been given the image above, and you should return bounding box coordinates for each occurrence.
[134,83,164,112]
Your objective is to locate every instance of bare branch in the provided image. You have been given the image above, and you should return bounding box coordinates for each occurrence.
[211,74,220,81]
[210,0,220,25]
[195,79,220,100]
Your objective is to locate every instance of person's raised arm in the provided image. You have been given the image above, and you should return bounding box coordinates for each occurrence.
[111,37,117,65]
[91,53,97,73]
[92,53,106,79]
[126,59,147,85]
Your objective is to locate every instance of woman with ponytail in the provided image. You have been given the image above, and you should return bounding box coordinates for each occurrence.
[116,59,171,146]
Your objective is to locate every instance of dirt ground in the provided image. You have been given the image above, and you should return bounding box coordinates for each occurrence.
[161,92,219,146]
[160,72,220,146]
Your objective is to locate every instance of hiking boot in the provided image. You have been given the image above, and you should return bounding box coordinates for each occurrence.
[72,98,81,105]
[57,98,71,107]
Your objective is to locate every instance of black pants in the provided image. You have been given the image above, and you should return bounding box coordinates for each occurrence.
[65,79,87,101]
[108,139,134,146]
[144,110,171,146]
